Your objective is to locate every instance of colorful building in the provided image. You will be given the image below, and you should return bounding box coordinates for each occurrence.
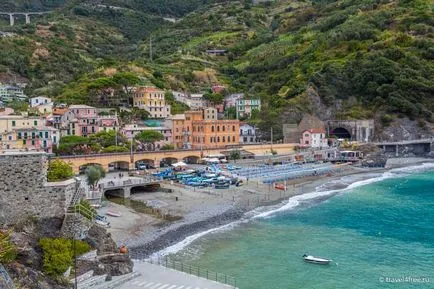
[29,96,52,107]
[240,123,259,144]
[0,84,26,102]
[184,110,240,149]
[300,129,328,148]
[165,114,187,149]
[60,105,98,137]
[172,91,210,110]
[0,115,59,152]
[236,99,261,119]
[98,115,119,132]
[133,87,171,118]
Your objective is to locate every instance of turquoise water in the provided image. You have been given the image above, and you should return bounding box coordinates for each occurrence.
[169,169,434,289]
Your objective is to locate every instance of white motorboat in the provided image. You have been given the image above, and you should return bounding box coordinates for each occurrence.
[303,254,331,265]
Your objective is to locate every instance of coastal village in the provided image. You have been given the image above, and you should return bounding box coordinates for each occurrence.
[1,78,433,289]
[0,0,433,288]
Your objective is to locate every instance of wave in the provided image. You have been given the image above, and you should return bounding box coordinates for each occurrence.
[146,162,434,257]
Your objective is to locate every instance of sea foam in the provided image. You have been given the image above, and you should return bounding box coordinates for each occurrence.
[147,162,434,258]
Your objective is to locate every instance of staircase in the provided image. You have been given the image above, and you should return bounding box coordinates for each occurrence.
[76,272,141,289]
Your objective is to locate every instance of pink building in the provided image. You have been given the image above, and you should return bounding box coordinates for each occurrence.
[60,105,98,137]
[98,115,119,132]
[300,129,328,148]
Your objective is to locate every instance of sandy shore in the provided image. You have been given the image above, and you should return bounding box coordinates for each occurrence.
[101,158,434,259]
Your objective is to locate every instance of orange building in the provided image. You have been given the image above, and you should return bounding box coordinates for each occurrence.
[166,110,240,149]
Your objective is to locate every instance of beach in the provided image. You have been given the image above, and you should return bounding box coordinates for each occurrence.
[100,157,434,260]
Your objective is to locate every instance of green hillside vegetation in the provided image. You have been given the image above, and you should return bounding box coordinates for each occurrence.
[146,0,433,135]
[0,0,432,137]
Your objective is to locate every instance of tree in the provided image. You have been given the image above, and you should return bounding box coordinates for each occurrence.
[39,238,89,277]
[57,135,90,155]
[113,72,140,105]
[229,150,241,163]
[134,130,164,151]
[85,165,106,187]
[203,92,224,105]
[89,130,127,148]
[47,159,74,182]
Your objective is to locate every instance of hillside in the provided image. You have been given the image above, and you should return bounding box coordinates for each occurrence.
[147,0,433,131]
[0,0,433,138]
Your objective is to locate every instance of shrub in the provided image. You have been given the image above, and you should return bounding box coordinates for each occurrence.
[0,231,17,263]
[39,238,90,277]
[47,159,74,182]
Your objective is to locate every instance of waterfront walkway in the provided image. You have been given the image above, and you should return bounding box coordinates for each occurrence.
[118,262,236,289]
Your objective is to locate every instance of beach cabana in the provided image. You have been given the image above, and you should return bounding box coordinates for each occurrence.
[172,161,188,168]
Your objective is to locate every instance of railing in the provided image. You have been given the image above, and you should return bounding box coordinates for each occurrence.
[144,256,237,288]
[99,176,160,189]
[0,264,15,289]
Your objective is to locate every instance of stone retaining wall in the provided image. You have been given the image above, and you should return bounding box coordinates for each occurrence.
[0,151,77,226]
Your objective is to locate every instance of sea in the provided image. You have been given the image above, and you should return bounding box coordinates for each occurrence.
[154,163,434,289]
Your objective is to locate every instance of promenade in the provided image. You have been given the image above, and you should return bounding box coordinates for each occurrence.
[118,262,235,289]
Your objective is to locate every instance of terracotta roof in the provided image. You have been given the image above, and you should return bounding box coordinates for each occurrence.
[303,128,326,134]
[52,108,68,115]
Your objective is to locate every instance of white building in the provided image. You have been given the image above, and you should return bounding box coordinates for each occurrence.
[239,123,259,144]
[0,84,26,102]
[224,93,244,108]
[29,96,52,107]
[172,91,210,110]
[300,129,328,148]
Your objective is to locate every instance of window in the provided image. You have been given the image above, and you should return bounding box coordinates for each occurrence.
[233,126,236,132]
[223,126,225,132]
[45,132,49,138]
[210,137,213,143]
[12,121,15,127]
[34,120,38,126]
[217,126,220,132]
[211,126,214,132]
[222,136,225,142]
[233,136,235,142]
[243,137,247,142]
[217,136,220,142]
[17,132,22,139]
[305,134,309,137]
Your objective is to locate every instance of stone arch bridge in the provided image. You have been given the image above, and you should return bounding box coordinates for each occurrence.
[56,144,296,173]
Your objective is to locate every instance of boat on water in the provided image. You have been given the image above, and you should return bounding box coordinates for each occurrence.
[106,210,122,217]
[303,254,331,265]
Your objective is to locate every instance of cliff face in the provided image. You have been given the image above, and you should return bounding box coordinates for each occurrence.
[4,217,133,289]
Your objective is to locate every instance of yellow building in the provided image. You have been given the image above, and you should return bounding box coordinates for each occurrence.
[0,116,59,152]
[132,87,171,118]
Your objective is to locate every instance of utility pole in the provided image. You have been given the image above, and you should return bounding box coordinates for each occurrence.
[115,111,118,147]
[149,35,153,62]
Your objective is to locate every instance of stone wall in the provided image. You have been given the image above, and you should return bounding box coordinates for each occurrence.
[283,114,325,143]
[0,151,77,226]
